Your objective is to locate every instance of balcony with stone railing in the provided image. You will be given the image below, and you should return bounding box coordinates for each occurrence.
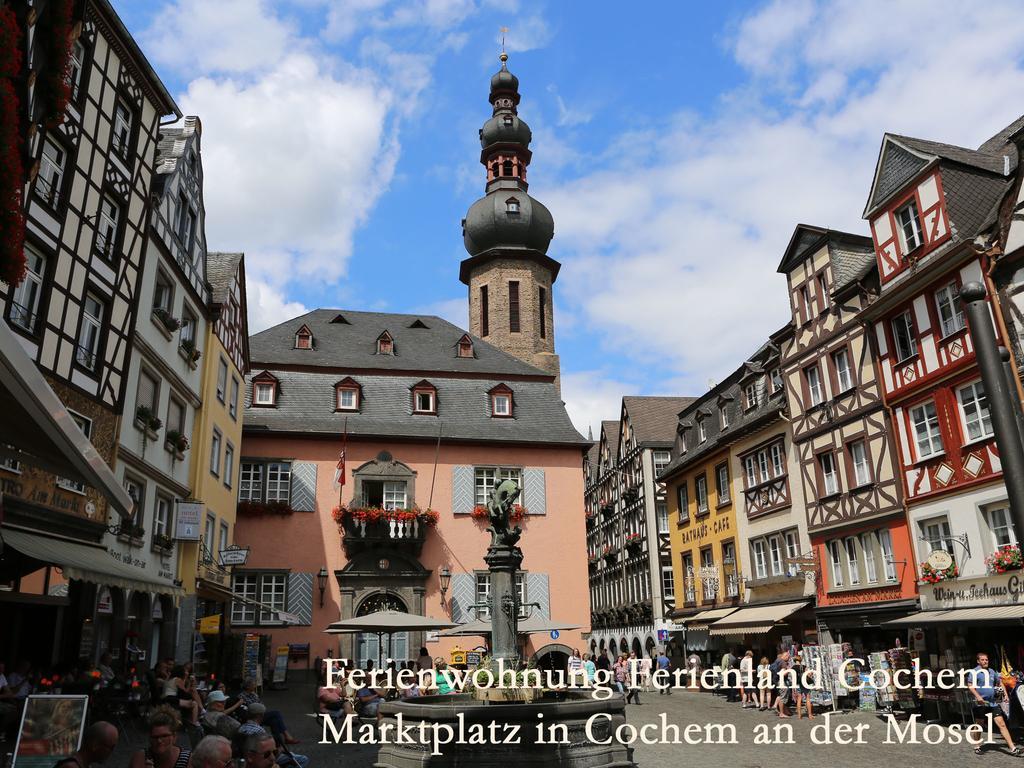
[332,501,438,558]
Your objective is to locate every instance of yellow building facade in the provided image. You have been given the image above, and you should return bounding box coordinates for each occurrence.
[175,253,249,662]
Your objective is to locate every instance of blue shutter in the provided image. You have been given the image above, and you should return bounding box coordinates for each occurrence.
[452,466,475,514]
[287,572,314,625]
[290,462,317,512]
[450,573,476,623]
[527,573,550,618]
[523,468,546,515]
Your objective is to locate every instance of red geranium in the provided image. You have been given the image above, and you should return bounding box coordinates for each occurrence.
[985,545,1022,575]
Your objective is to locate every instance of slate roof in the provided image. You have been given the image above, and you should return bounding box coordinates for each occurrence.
[207,252,243,305]
[243,370,585,445]
[244,309,585,446]
[152,117,200,197]
[828,236,876,292]
[622,396,696,448]
[250,308,551,377]
[658,336,788,481]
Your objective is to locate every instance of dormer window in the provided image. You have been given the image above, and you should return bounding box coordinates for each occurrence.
[489,384,514,418]
[697,417,707,443]
[896,199,923,254]
[769,369,783,394]
[456,334,474,358]
[411,381,437,414]
[252,371,279,407]
[720,407,730,429]
[334,377,361,412]
[744,382,759,411]
[506,197,520,214]
[294,324,313,349]
[377,331,394,355]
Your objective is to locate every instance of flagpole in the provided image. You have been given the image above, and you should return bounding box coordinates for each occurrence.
[427,422,442,510]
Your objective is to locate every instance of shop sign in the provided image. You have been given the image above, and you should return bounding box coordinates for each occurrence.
[920,570,1024,610]
[96,587,113,615]
[152,600,163,620]
[198,614,222,634]
[218,546,250,567]
[174,502,204,540]
[13,694,89,768]
[679,515,730,546]
[1,471,102,524]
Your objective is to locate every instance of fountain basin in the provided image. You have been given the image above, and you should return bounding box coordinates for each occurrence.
[374,692,635,768]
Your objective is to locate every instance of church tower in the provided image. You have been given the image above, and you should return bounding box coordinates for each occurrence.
[461,53,561,391]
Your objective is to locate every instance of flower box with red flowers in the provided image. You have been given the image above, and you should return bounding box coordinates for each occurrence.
[985,545,1022,575]
[920,560,959,584]
[470,504,529,523]
[332,505,439,528]
[237,500,294,516]
[625,533,643,554]
[602,545,618,563]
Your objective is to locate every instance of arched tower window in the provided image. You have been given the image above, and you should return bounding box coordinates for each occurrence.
[503,159,514,177]
[505,197,520,214]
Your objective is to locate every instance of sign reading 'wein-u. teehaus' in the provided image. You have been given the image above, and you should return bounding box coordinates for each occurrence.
[920,571,1024,610]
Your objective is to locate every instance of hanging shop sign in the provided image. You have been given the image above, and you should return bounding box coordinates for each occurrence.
[96,587,113,615]
[925,550,953,571]
[198,614,222,634]
[152,600,163,620]
[174,502,204,540]
[218,546,250,567]
[920,570,1024,610]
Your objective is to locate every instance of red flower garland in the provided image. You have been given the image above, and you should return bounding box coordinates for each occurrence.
[920,560,958,584]
[37,0,73,128]
[985,545,1022,574]
[332,505,439,527]
[470,504,529,523]
[0,6,25,287]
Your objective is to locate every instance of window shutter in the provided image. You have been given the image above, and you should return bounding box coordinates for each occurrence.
[286,572,313,625]
[449,573,475,623]
[290,462,317,512]
[526,572,550,618]
[452,466,474,514]
[523,468,546,515]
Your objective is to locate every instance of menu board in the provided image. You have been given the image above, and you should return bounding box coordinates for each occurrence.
[14,695,89,768]
[242,634,260,682]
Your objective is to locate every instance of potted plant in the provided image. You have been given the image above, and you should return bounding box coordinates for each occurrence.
[416,508,440,527]
[600,499,614,518]
[622,487,639,504]
[920,560,959,584]
[152,307,181,334]
[165,429,189,457]
[135,405,162,436]
[180,337,202,366]
[985,544,1022,574]
[152,533,173,551]
[603,544,618,564]
[625,532,643,554]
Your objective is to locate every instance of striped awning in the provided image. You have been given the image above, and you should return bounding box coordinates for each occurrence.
[884,604,1024,626]
[707,600,809,635]
[677,607,738,631]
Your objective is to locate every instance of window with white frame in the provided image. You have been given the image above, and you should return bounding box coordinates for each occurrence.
[55,411,91,493]
[770,442,785,478]
[770,368,783,393]
[229,377,240,419]
[910,401,944,459]
[723,541,739,596]
[716,463,730,503]
[744,455,757,488]
[240,463,264,502]
[817,274,830,312]
[10,246,46,333]
[180,308,197,347]
[984,505,1017,548]
[757,450,769,483]
[153,271,173,312]
[231,574,258,624]
[653,450,671,475]
[661,566,675,601]
[210,429,221,476]
[800,285,812,323]
[254,381,275,406]
[879,528,898,582]
[95,196,120,259]
[935,281,966,337]
[683,553,696,602]
[754,541,776,583]
[68,39,85,99]
[155,495,171,537]
[259,574,287,624]
[474,467,522,506]
[891,311,918,362]
[224,443,234,488]
[491,392,511,416]
[768,535,784,576]
[844,537,861,585]
[76,293,104,371]
[861,531,878,583]
[700,548,715,599]
[475,572,525,619]
[219,522,229,557]
[122,477,145,529]
[720,406,730,429]
[827,540,844,587]
[785,530,800,576]
[850,439,872,486]
[819,451,839,496]
[337,387,359,411]
[265,463,292,503]
[697,418,707,443]
[957,381,993,442]
[37,138,66,207]
[203,514,216,562]
[833,348,853,392]
[112,101,133,157]
[920,517,955,560]
[744,381,759,410]
[805,364,824,406]
[896,199,923,253]
[676,482,689,522]
[695,475,708,513]
[414,388,436,414]
[217,358,228,402]
[382,482,407,509]
[656,502,669,533]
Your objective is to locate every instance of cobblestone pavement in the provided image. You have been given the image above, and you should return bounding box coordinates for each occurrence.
[106,683,1024,768]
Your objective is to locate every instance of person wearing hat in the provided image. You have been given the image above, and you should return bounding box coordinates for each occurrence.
[201,690,241,738]
[238,714,309,768]
[236,679,300,745]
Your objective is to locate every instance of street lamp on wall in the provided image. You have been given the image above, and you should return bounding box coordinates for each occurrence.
[317,567,328,608]
[439,566,451,617]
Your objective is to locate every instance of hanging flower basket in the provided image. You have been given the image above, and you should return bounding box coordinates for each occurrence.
[470,504,528,523]
[985,545,1022,574]
[920,561,959,584]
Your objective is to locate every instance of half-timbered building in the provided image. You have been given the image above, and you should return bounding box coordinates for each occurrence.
[585,398,691,663]
[777,225,916,643]
[0,0,183,667]
[859,125,1020,590]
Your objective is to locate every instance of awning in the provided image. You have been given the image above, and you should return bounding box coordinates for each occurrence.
[2,527,182,597]
[677,607,738,630]
[0,322,132,517]
[884,604,1024,626]
[439,615,582,637]
[227,590,303,625]
[707,600,809,636]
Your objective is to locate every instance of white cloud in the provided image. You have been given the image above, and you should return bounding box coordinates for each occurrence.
[546,0,1024,399]
[499,16,552,53]
[246,278,310,334]
[415,297,468,329]
[560,371,631,440]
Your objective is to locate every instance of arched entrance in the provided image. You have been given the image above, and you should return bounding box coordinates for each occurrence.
[532,643,571,672]
[645,636,657,659]
[608,638,617,658]
[355,592,407,668]
[631,637,643,657]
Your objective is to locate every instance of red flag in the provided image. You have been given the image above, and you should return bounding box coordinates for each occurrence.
[335,450,345,486]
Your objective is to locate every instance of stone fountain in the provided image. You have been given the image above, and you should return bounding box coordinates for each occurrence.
[375,480,635,768]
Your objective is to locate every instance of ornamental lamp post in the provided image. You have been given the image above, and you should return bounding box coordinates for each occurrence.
[959,282,1024,542]
[317,567,329,607]
[439,566,452,617]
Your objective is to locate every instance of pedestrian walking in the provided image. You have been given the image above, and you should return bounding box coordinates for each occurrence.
[625,652,641,704]
[721,648,738,701]
[791,654,814,719]
[739,650,755,708]
[613,654,629,702]
[657,649,673,695]
[640,652,653,693]
[770,651,791,718]
[583,654,597,685]
[568,648,584,684]
[967,651,1023,756]
[756,656,771,710]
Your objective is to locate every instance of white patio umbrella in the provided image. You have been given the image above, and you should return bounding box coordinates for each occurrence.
[324,610,456,665]
[439,615,581,637]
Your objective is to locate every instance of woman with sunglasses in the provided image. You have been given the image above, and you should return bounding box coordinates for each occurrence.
[128,706,191,768]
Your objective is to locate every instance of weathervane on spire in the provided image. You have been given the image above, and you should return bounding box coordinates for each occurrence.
[499,26,509,64]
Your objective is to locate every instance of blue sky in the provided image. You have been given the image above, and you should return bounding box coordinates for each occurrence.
[119,0,1024,435]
